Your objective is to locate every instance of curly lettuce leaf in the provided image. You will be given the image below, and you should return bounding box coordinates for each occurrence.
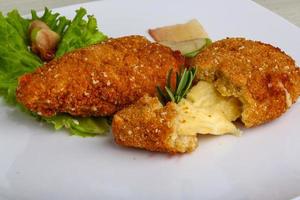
[0,12,42,104]
[44,115,110,137]
[56,8,108,57]
[6,10,30,44]
[31,7,70,36]
[0,8,109,137]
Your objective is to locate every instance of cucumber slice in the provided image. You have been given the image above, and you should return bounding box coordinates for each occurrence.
[159,38,212,57]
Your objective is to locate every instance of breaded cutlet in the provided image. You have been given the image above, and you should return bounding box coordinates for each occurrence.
[112,95,198,153]
[16,35,184,117]
[112,80,245,153]
[112,38,300,153]
[190,38,300,127]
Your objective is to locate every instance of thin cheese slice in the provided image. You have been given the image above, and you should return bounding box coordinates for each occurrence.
[149,19,209,42]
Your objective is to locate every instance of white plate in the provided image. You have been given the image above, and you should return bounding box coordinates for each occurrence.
[1,0,300,199]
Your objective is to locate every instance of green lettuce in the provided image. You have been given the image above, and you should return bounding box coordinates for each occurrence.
[0,8,109,137]
[0,12,41,104]
[44,115,110,137]
[31,7,70,36]
[56,8,108,57]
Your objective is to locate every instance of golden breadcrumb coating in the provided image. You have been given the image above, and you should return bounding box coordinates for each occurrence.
[112,95,198,153]
[16,35,184,117]
[190,38,300,127]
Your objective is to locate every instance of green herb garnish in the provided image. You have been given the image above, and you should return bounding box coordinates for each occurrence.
[156,67,197,105]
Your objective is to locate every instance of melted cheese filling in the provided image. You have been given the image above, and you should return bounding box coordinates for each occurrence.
[176,81,242,136]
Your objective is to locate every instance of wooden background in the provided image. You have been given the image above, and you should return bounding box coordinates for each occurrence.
[0,0,299,27]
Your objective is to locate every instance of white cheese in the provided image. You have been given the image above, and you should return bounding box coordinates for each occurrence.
[175,81,242,136]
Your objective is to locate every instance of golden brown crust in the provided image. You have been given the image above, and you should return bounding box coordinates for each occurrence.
[16,35,184,117]
[112,95,198,153]
[190,38,300,127]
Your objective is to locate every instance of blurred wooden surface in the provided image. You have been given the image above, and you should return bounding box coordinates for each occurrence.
[254,0,300,27]
[0,0,299,27]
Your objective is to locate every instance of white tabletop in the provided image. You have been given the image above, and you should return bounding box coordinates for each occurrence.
[0,0,299,28]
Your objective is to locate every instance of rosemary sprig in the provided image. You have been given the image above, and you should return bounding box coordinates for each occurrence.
[156,67,197,105]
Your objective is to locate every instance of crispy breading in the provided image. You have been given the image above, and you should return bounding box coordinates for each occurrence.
[112,95,198,153]
[16,35,184,117]
[190,38,300,127]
